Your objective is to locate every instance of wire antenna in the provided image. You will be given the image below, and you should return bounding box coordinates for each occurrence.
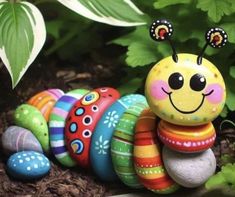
[197,27,228,65]
[149,19,178,63]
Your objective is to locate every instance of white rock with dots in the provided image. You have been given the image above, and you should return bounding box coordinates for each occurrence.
[7,151,50,180]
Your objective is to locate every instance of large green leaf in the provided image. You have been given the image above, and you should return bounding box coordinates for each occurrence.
[57,0,146,26]
[154,0,192,9]
[0,1,46,88]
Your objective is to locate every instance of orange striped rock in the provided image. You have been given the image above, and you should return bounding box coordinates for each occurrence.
[28,89,64,122]
[157,120,216,153]
[133,108,179,194]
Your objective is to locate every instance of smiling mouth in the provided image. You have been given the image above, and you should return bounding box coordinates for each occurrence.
[161,88,214,114]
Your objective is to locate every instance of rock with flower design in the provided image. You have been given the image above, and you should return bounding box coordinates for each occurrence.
[7,151,50,180]
[90,94,147,181]
[14,104,49,153]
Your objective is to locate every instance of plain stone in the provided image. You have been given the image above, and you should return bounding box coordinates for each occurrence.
[162,146,216,188]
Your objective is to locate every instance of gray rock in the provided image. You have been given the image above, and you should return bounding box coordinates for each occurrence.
[2,126,43,155]
[162,146,216,188]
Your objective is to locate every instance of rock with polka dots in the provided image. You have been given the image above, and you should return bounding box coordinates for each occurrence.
[14,104,49,153]
[2,126,43,155]
[65,87,120,168]
[7,151,50,180]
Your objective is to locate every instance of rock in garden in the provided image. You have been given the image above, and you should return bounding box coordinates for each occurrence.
[28,89,64,122]
[14,104,49,153]
[162,146,216,188]
[2,126,43,155]
[7,151,50,180]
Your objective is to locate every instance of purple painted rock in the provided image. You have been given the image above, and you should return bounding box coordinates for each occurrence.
[2,126,43,155]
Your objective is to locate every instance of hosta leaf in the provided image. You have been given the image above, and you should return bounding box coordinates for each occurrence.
[57,0,146,26]
[154,0,192,9]
[0,1,46,88]
[196,0,235,23]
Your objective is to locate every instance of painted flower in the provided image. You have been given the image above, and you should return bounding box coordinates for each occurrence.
[95,136,109,154]
[103,111,119,128]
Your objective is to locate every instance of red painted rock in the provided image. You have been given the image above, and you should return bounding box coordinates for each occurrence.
[65,87,120,167]
[157,120,216,153]
[134,108,179,194]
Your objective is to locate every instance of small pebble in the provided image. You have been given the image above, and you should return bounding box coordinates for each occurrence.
[7,151,50,180]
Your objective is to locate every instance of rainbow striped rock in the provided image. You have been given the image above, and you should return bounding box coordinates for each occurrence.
[133,108,179,194]
[49,89,89,167]
[111,102,147,188]
[28,89,64,122]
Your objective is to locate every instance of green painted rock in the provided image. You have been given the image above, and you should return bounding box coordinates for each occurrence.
[14,104,49,153]
[111,102,148,188]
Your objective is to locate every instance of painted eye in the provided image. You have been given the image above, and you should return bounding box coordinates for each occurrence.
[190,74,206,91]
[168,72,184,90]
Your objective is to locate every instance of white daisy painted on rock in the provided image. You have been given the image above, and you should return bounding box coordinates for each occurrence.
[95,136,109,155]
[103,111,119,128]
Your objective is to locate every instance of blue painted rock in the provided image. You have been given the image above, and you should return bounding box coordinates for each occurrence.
[49,89,89,167]
[14,104,49,153]
[7,151,50,180]
[2,126,43,155]
[90,94,147,181]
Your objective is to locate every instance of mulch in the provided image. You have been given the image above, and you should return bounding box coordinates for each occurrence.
[0,52,235,197]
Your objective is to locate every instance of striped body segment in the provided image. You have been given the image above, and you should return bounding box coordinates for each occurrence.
[28,89,64,122]
[111,102,147,188]
[134,109,179,194]
[49,89,89,167]
[158,120,216,153]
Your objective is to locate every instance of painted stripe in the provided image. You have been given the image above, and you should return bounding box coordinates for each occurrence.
[55,152,68,159]
[49,121,65,127]
[52,107,68,119]
[55,101,73,111]
[50,134,64,141]
[134,145,160,158]
[111,150,132,156]
[50,140,65,147]
[52,146,66,154]
[59,95,78,103]
[50,127,64,135]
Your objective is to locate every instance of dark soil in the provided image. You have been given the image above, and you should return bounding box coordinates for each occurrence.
[0,49,235,197]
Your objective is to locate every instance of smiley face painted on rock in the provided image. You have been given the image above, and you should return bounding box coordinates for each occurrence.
[145,53,226,126]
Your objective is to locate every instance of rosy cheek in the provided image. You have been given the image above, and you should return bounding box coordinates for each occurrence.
[204,83,224,104]
[150,80,169,100]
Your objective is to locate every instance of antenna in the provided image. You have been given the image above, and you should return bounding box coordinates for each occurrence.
[197,27,228,65]
[149,19,178,63]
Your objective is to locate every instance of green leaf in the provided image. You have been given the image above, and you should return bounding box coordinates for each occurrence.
[229,66,235,78]
[196,0,235,23]
[0,1,46,88]
[226,78,235,111]
[57,0,147,26]
[206,172,227,189]
[221,23,235,44]
[117,77,143,95]
[46,20,64,39]
[206,163,235,190]
[126,42,158,67]
[220,106,228,118]
[154,0,192,9]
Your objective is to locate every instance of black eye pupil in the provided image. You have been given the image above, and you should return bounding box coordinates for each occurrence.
[190,74,206,91]
[168,72,184,90]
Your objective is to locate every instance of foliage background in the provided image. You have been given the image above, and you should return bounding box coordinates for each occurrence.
[27,0,235,117]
